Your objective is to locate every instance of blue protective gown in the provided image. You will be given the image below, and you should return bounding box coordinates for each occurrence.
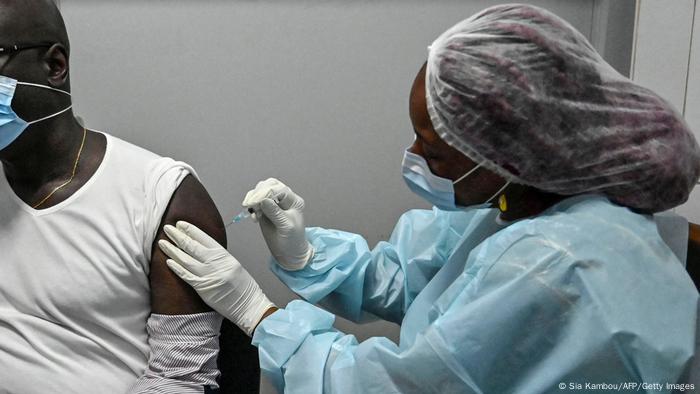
[252,195,698,393]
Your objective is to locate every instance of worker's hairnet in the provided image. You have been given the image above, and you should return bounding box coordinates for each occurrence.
[426,4,700,212]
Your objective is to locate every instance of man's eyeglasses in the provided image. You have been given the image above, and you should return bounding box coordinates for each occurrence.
[0,43,54,55]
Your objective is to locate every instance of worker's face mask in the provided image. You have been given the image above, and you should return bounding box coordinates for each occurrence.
[0,75,72,151]
[401,150,508,211]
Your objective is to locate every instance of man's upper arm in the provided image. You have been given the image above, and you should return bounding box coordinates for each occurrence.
[150,174,226,314]
[145,174,261,393]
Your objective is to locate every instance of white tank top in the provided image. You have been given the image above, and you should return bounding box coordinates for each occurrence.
[0,133,195,393]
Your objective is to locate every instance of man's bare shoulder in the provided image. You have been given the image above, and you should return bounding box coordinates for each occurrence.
[150,174,226,314]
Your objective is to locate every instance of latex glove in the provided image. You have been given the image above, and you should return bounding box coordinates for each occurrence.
[242,178,314,271]
[158,221,275,336]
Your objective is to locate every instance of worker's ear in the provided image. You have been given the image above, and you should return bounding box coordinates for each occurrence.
[44,43,69,88]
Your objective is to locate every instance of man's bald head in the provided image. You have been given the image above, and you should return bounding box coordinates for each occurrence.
[0,0,72,127]
[0,0,69,51]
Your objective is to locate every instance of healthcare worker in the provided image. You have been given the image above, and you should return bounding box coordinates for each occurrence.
[158,4,700,393]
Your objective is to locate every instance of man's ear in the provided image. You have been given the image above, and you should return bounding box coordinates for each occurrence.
[44,43,69,87]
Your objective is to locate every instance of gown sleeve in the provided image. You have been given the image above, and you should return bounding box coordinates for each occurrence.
[270,208,487,323]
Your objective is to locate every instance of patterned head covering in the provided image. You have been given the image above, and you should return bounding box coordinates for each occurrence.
[426,4,700,212]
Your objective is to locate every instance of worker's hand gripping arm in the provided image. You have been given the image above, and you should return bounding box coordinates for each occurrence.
[159,222,275,336]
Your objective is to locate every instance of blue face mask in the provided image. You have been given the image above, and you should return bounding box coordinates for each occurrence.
[0,75,72,151]
[401,150,509,211]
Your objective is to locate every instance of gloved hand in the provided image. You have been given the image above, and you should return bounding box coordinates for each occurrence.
[242,178,314,271]
[158,221,275,336]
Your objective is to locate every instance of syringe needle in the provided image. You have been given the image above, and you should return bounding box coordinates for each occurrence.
[227,194,282,227]
[227,208,256,226]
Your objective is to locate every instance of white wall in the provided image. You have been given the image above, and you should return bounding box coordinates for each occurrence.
[591,0,637,76]
[681,2,700,222]
[631,0,700,223]
[57,1,633,391]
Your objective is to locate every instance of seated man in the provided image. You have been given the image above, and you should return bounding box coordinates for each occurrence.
[0,1,256,392]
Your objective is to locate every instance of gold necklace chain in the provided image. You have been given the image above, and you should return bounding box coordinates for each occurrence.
[32,127,87,209]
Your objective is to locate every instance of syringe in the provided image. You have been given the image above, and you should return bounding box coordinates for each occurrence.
[227,194,283,227]
[226,208,256,227]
